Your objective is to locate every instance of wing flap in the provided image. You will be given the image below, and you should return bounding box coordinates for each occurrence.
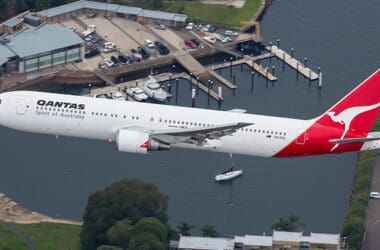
[151,122,253,145]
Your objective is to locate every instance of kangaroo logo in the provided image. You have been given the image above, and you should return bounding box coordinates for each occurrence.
[327,103,380,151]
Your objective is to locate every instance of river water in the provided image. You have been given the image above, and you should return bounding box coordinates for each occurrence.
[1,0,380,236]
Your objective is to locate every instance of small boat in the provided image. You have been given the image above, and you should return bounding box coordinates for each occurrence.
[111,91,126,101]
[215,167,243,182]
[126,87,148,101]
[141,75,167,102]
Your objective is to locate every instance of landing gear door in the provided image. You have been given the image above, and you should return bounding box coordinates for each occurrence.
[296,128,306,144]
[16,99,27,115]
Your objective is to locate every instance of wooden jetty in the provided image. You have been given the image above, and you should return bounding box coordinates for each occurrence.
[267,45,319,80]
[246,60,277,81]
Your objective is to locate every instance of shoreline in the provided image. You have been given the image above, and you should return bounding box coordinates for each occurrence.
[0,193,82,226]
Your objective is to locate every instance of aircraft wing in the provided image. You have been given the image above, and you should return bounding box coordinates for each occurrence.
[150,122,253,145]
[330,137,380,144]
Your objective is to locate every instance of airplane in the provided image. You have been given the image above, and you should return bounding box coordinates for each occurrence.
[0,69,380,157]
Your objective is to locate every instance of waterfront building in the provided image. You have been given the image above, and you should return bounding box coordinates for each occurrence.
[0,24,84,74]
[36,0,188,27]
[171,230,341,250]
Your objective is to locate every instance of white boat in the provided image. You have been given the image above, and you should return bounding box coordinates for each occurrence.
[141,75,167,102]
[126,87,148,101]
[215,167,243,182]
[111,91,125,101]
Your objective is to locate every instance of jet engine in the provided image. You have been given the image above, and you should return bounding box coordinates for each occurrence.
[116,129,170,154]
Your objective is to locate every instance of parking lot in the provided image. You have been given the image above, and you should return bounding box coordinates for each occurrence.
[56,14,239,71]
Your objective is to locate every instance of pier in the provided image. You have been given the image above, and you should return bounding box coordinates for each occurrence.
[267,45,319,81]
[86,72,223,102]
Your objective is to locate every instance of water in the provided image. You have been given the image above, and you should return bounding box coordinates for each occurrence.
[1,0,380,236]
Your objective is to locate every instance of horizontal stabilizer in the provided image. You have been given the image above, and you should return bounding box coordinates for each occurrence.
[330,137,380,144]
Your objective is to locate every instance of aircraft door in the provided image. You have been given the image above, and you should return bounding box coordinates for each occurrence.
[16,99,27,115]
[296,128,306,144]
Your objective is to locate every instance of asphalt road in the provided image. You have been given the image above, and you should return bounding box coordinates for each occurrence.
[362,156,380,250]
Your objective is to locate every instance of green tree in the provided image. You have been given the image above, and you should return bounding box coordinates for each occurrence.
[128,232,166,250]
[80,178,169,250]
[200,224,219,237]
[131,217,168,243]
[106,218,133,249]
[342,216,365,250]
[177,221,195,236]
[271,213,305,232]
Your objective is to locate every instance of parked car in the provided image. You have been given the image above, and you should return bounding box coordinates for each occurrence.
[131,54,142,62]
[154,41,170,55]
[185,40,197,48]
[370,192,380,199]
[68,26,76,32]
[85,47,100,58]
[185,22,194,30]
[154,23,166,30]
[84,34,94,42]
[91,36,102,44]
[86,11,97,18]
[138,47,150,59]
[104,58,114,67]
[110,56,119,65]
[98,62,106,69]
[224,30,239,36]
[203,36,216,44]
[191,39,200,46]
[118,55,128,64]
[103,42,116,53]
[208,25,217,33]
[144,39,154,49]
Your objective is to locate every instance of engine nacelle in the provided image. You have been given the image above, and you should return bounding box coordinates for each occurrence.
[116,129,170,154]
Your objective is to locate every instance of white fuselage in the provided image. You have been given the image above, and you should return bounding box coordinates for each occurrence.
[0,91,313,157]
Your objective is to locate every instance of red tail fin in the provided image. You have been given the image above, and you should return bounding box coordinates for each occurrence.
[275,69,380,157]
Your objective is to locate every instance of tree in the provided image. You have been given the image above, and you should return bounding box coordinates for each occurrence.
[271,213,305,232]
[200,224,219,237]
[80,178,169,250]
[177,221,195,236]
[128,232,166,250]
[131,217,168,243]
[106,218,133,249]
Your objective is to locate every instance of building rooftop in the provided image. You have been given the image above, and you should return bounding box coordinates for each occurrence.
[305,232,340,245]
[0,43,16,65]
[116,5,142,16]
[139,9,188,22]
[234,235,273,246]
[178,236,234,250]
[37,0,188,22]
[3,18,23,27]
[6,24,83,58]
[272,230,303,242]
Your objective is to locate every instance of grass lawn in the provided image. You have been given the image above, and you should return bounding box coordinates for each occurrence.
[0,223,29,250]
[14,223,81,250]
[130,0,262,28]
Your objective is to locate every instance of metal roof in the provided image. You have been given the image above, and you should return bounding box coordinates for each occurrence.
[234,235,273,246]
[178,236,234,250]
[7,24,83,58]
[139,9,187,22]
[305,233,340,245]
[37,0,87,18]
[116,5,142,16]
[273,231,303,242]
[37,0,187,22]
[83,1,119,12]
[0,44,16,65]
[3,18,23,27]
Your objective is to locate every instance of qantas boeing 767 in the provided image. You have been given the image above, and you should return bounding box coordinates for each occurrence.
[0,69,380,157]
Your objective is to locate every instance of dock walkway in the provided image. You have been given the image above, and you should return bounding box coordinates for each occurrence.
[267,45,319,80]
